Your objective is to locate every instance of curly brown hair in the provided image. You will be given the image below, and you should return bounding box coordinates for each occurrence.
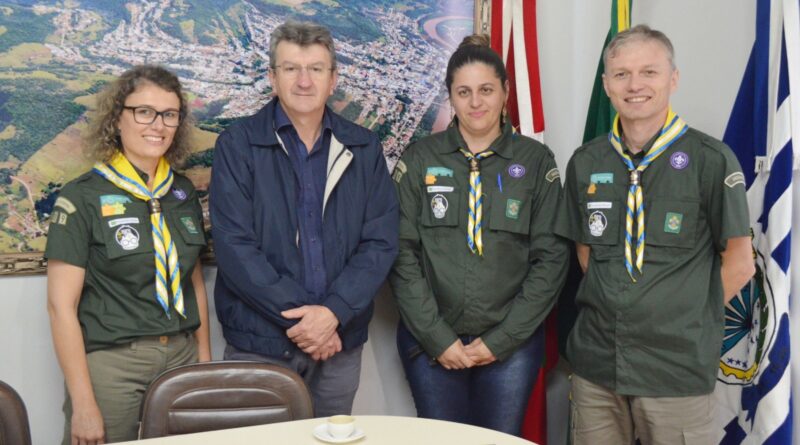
[85,64,193,166]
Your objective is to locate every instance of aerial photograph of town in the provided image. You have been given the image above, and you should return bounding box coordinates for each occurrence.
[0,0,473,268]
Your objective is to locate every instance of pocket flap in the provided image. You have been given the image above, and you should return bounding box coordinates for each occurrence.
[488,190,531,235]
[421,189,460,227]
[646,199,699,248]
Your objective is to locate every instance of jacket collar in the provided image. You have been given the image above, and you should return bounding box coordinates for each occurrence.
[246,98,370,148]
[437,119,515,159]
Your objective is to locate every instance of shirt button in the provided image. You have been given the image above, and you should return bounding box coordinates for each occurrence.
[283,350,291,358]
[314,266,321,272]
[310,238,317,243]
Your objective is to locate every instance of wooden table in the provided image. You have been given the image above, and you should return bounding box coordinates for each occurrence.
[121,415,539,444]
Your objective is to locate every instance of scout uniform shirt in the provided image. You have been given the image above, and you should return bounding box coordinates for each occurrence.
[554,128,750,396]
[45,168,206,352]
[390,122,568,361]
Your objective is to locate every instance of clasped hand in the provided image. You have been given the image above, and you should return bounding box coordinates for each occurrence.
[282,305,341,361]
[437,338,497,369]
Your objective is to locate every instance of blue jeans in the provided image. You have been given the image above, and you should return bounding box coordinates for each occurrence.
[397,322,544,436]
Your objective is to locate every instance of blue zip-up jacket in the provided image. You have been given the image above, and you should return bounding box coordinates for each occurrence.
[210,99,399,358]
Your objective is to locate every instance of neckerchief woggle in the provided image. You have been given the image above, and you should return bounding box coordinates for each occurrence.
[94,152,186,318]
[608,108,688,282]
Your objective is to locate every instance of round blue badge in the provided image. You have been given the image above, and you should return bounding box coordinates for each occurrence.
[670,151,689,170]
[508,164,526,178]
[172,187,187,200]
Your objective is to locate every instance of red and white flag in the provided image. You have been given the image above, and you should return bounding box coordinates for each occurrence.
[490,0,545,141]
[490,2,554,444]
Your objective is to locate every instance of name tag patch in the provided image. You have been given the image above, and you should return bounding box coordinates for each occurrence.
[427,186,454,193]
[108,217,140,228]
[587,201,613,210]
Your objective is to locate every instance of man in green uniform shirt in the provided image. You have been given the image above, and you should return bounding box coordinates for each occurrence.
[555,25,755,444]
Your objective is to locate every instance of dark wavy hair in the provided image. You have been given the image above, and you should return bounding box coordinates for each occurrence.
[84,64,193,165]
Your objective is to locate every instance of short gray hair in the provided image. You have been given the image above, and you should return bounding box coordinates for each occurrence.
[603,24,676,71]
[269,20,337,70]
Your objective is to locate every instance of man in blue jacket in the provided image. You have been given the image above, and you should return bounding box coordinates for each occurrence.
[210,20,399,416]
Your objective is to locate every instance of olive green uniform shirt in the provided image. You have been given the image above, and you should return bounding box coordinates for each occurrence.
[554,128,750,396]
[390,123,568,361]
[45,169,206,353]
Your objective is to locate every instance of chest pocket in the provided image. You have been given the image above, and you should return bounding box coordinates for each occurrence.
[645,199,699,250]
[488,189,531,236]
[166,210,206,271]
[167,210,206,246]
[101,207,153,260]
[421,188,460,228]
[579,197,621,260]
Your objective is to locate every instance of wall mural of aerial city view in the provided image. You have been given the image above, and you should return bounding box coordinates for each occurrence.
[0,0,473,269]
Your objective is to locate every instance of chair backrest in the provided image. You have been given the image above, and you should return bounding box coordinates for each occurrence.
[139,360,313,438]
[0,380,32,445]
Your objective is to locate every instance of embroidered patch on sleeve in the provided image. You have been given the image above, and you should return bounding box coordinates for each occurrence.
[392,160,407,183]
[50,211,68,225]
[545,168,560,183]
[724,172,746,188]
[54,196,77,214]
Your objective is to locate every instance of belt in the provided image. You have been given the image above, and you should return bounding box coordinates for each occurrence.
[138,331,191,345]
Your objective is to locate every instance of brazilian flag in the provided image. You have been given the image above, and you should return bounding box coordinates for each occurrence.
[583,0,632,143]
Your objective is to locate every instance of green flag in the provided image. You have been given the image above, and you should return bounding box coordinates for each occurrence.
[582,0,632,143]
[564,5,632,442]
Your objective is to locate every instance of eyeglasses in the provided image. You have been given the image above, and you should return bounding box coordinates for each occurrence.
[123,106,182,127]
[273,63,334,80]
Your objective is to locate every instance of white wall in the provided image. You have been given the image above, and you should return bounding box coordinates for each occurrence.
[0,2,759,444]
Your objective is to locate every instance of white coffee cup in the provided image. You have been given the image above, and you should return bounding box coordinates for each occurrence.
[327,415,355,439]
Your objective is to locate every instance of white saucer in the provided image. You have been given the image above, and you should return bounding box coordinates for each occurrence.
[312,423,366,443]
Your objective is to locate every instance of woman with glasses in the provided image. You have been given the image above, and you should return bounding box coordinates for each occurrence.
[46,65,211,444]
[389,35,568,435]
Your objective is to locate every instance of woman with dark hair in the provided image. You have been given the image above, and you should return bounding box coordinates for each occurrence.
[46,64,211,444]
[390,35,568,435]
